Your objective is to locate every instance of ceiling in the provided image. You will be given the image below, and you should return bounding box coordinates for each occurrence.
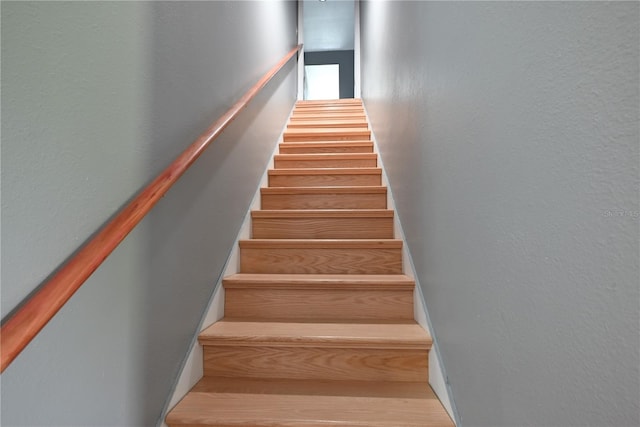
[302,0,355,52]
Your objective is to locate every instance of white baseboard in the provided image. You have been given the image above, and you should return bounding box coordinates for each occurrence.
[158,105,291,427]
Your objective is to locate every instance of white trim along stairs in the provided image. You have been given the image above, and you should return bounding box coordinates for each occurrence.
[164,99,455,427]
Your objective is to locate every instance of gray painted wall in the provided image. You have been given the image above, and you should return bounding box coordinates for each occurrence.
[302,0,355,52]
[361,2,639,426]
[1,1,297,425]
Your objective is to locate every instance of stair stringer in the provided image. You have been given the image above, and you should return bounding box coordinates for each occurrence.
[158,110,290,427]
[370,112,460,426]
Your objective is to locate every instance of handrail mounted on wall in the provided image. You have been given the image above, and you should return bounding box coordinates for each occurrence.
[0,44,303,373]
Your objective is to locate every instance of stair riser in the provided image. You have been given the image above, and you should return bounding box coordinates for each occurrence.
[269,173,381,187]
[204,346,428,382]
[252,217,393,239]
[287,122,368,129]
[296,100,362,105]
[291,113,366,119]
[225,289,414,320]
[261,193,387,210]
[274,158,377,169]
[279,144,373,154]
[293,108,365,115]
[283,132,371,143]
[240,247,402,274]
[290,115,367,122]
[293,103,364,109]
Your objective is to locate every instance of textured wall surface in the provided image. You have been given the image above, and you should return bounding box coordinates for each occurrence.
[361,2,639,426]
[302,0,355,52]
[1,1,297,425]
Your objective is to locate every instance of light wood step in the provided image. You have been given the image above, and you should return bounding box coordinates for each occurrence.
[279,141,374,154]
[294,103,364,108]
[166,378,454,427]
[290,113,367,121]
[224,273,414,320]
[283,128,371,142]
[293,100,364,112]
[251,209,393,239]
[268,168,381,187]
[203,346,428,382]
[287,120,368,129]
[190,376,433,397]
[293,105,364,111]
[261,186,387,210]
[200,320,429,381]
[274,153,377,169]
[239,239,402,274]
[223,273,415,289]
[291,109,366,117]
[296,99,363,106]
[200,319,430,349]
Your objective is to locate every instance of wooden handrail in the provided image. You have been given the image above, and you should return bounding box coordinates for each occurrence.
[0,44,302,373]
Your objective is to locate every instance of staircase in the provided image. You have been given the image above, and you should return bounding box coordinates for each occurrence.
[166,99,454,427]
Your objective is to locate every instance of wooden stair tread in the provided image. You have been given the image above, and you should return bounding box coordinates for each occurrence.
[284,128,370,135]
[239,239,402,249]
[268,169,382,187]
[251,209,393,218]
[295,101,362,106]
[292,113,366,117]
[224,274,414,320]
[279,141,373,146]
[190,377,431,398]
[167,394,451,427]
[283,129,370,141]
[199,319,431,349]
[223,273,414,289]
[218,317,417,324]
[293,109,365,112]
[296,99,363,105]
[260,187,388,210]
[290,114,367,120]
[274,153,377,160]
[294,104,364,108]
[293,105,364,114]
[280,141,373,148]
[273,153,378,169]
[167,378,453,427]
[279,141,374,154]
[295,105,364,110]
[292,98,362,111]
[268,168,381,176]
[287,120,368,128]
[261,186,386,194]
[287,120,368,131]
